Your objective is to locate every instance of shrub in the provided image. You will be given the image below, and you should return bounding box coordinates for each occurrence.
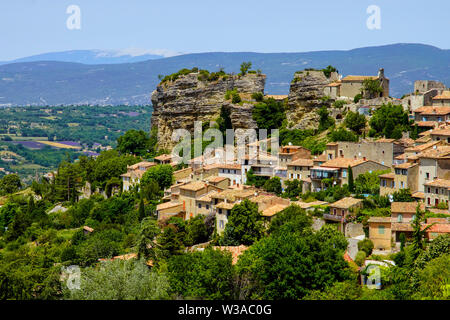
[251,92,264,102]
[355,250,367,266]
[354,93,363,103]
[358,239,374,256]
[333,100,347,108]
[231,92,241,104]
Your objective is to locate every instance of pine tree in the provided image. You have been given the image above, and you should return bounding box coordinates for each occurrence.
[139,194,145,221]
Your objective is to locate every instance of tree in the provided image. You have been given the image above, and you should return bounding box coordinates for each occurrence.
[412,254,450,300]
[167,248,235,299]
[411,204,433,258]
[355,250,367,266]
[322,65,337,78]
[354,170,387,195]
[236,227,351,299]
[268,205,312,236]
[283,179,302,199]
[252,98,286,130]
[329,128,358,142]
[116,130,150,156]
[344,111,367,135]
[358,239,374,256]
[318,106,335,131]
[138,196,145,221]
[263,177,282,195]
[240,61,252,75]
[221,199,264,246]
[185,215,209,246]
[141,164,174,190]
[393,189,414,202]
[64,259,170,300]
[348,166,354,192]
[362,79,383,98]
[369,103,409,138]
[136,217,160,260]
[0,174,22,194]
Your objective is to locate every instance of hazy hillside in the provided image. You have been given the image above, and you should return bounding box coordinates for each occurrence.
[0,49,172,65]
[0,43,448,106]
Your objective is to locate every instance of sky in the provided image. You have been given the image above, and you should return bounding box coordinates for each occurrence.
[0,0,449,61]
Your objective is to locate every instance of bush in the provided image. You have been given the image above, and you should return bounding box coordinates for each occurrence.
[231,92,241,104]
[251,92,264,102]
[358,239,374,256]
[333,100,347,108]
[354,93,363,103]
[355,250,367,267]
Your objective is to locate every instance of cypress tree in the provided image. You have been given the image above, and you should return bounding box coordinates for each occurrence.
[348,165,354,192]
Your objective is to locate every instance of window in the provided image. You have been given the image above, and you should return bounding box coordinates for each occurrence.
[426,172,430,179]
[378,225,385,234]
[218,209,222,214]
[198,203,201,209]
[401,181,404,189]
[397,214,403,222]
[427,187,431,193]
[206,205,209,210]
[342,169,347,178]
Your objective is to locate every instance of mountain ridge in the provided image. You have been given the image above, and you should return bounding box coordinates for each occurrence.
[0,43,448,106]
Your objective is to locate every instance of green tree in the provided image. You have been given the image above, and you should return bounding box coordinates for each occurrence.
[0,174,22,194]
[116,129,150,156]
[221,199,264,246]
[318,106,335,131]
[263,177,282,195]
[344,111,367,135]
[252,98,286,130]
[283,179,302,199]
[141,164,174,190]
[240,61,252,75]
[393,189,414,202]
[268,204,312,236]
[236,227,350,299]
[167,248,235,299]
[362,79,383,98]
[348,166,354,192]
[64,259,170,300]
[358,239,374,256]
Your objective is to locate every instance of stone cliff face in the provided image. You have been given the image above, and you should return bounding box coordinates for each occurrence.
[151,72,265,150]
[286,70,338,129]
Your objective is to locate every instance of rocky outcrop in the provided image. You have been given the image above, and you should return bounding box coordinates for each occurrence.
[286,70,338,129]
[151,72,265,150]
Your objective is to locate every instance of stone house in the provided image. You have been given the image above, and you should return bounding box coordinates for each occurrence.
[310,158,389,192]
[324,197,363,232]
[414,106,450,123]
[217,163,245,186]
[379,162,419,196]
[432,91,450,106]
[423,178,450,209]
[368,217,392,251]
[338,68,389,99]
[324,139,404,167]
[120,161,156,191]
[278,145,311,166]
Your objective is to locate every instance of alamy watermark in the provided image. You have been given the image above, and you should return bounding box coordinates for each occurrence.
[66,5,81,30]
[366,5,381,30]
[61,265,81,290]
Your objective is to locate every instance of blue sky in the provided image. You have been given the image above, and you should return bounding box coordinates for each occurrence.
[0,0,449,60]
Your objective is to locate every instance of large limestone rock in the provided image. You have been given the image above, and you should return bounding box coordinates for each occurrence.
[151,72,265,150]
[286,70,338,129]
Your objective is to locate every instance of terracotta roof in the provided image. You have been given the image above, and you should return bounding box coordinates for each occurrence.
[416,121,438,128]
[83,226,94,233]
[342,75,378,82]
[314,154,327,162]
[424,178,450,188]
[154,154,172,161]
[414,106,450,115]
[391,202,425,214]
[180,181,207,191]
[405,140,440,153]
[128,161,156,170]
[261,203,290,217]
[321,158,366,169]
[394,162,417,169]
[287,158,314,167]
[429,128,450,136]
[217,164,242,170]
[368,217,391,223]
[412,191,425,199]
[414,135,432,143]
[427,223,450,233]
[156,201,182,211]
[379,172,395,179]
[432,91,450,100]
[330,197,363,209]
[206,176,228,183]
[212,245,248,265]
[376,138,396,143]
[196,191,218,202]
[326,82,342,87]
[418,146,450,159]
[216,202,235,210]
[428,208,450,215]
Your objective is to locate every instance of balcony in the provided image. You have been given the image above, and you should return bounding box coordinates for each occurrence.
[310,167,340,180]
[323,213,345,222]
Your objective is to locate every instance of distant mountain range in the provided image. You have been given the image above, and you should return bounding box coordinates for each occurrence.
[0,43,448,106]
[0,49,180,65]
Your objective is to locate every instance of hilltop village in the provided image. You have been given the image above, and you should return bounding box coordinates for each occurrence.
[0,64,449,300]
